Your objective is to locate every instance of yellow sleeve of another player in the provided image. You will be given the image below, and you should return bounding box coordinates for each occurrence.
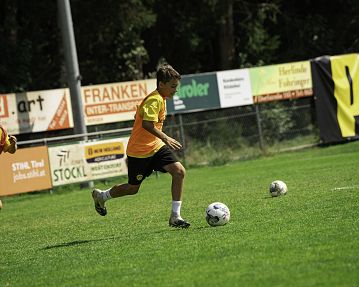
[0,128,11,152]
[3,137,11,152]
[141,96,163,122]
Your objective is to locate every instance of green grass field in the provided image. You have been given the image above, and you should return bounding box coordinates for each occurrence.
[1,141,359,287]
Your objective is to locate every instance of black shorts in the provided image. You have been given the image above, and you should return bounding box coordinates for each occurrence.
[127,145,178,185]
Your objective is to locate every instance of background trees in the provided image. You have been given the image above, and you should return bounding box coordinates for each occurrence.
[0,0,358,93]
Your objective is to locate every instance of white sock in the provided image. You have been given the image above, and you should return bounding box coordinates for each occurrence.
[172,201,182,218]
[102,188,112,202]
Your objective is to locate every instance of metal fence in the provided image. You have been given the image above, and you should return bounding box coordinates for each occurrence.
[164,97,319,166]
[17,97,319,167]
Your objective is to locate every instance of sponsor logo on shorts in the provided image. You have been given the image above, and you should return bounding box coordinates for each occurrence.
[136,174,143,181]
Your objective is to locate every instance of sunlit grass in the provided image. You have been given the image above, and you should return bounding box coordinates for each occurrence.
[1,141,358,287]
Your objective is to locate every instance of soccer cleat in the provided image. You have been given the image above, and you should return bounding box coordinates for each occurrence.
[169,216,191,228]
[92,189,107,216]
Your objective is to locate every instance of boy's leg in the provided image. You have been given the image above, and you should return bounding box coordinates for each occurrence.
[108,183,141,198]
[163,162,185,201]
[92,184,140,216]
[163,162,190,228]
[92,155,148,216]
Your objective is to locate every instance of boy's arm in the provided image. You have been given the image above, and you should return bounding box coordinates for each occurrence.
[7,135,17,154]
[142,120,182,150]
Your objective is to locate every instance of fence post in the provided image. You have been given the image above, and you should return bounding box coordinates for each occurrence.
[255,104,265,151]
[178,114,187,166]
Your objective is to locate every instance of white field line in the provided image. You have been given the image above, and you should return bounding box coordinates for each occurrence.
[331,185,359,191]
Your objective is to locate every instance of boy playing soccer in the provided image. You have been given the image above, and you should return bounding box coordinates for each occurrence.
[92,64,190,228]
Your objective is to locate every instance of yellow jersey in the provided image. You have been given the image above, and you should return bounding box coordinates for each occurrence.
[0,125,11,154]
[126,90,166,158]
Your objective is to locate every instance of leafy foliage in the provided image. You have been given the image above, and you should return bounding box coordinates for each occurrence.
[1,0,358,92]
[0,1,60,92]
[70,0,156,84]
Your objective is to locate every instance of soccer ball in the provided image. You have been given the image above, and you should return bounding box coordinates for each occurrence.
[205,202,230,227]
[269,180,288,197]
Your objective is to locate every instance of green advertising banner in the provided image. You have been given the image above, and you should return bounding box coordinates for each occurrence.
[250,60,313,103]
[166,73,220,114]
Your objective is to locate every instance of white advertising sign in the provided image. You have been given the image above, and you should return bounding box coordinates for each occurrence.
[0,88,74,135]
[216,69,253,108]
[48,144,90,186]
[82,79,157,125]
[48,138,129,186]
[83,138,129,180]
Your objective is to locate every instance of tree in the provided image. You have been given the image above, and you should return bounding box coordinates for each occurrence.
[0,0,60,93]
[1,0,358,93]
[70,0,156,85]
[276,0,359,62]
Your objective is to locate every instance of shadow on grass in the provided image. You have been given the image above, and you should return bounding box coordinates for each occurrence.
[41,239,105,250]
[169,225,209,231]
[40,228,182,251]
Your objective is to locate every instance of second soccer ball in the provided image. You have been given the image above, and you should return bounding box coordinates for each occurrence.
[269,180,288,197]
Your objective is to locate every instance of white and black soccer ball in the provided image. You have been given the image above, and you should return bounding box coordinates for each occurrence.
[269,180,288,197]
[205,202,230,227]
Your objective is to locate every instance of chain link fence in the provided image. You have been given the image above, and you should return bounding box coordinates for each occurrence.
[16,97,319,168]
[164,97,319,167]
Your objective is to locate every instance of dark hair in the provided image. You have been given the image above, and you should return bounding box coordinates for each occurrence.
[156,64,181,87]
